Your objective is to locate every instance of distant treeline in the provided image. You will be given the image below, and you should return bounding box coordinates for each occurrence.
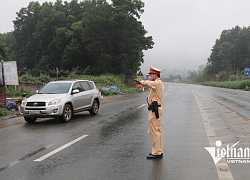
[206,25,250,75]
[186,25,250,82]
[0,0,153,81]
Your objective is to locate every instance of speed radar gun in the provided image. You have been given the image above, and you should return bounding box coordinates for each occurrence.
[148,101,159,118]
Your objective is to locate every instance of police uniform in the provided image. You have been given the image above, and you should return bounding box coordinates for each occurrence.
[139,66,164,159]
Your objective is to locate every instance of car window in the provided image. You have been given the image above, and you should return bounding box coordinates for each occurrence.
[88,82,94,89]
[39,83,71,94]
[80,81,91,91]
[72,82,83,92]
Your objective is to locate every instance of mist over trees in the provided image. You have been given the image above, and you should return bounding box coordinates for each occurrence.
[0,0,154,81]
[159,25,250,82]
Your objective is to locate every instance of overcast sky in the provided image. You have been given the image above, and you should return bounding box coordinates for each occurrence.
[1,0,250,74]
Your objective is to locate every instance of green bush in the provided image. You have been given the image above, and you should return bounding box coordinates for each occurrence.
[0,107,13,116]
[19,74,39,83]
[100,90,117,96]
[19,74,51,83]
[202,79,250,89]
[39,74,51,83]
[5,86,35,98]
[228,75,238,81]
[218,71,231,81]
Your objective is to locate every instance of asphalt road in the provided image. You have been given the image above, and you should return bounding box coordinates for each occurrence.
[0,83,249,180]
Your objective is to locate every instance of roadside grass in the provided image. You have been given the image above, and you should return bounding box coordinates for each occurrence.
[5,86,35,98]
[201,79,250,90]
[0,107,14,116]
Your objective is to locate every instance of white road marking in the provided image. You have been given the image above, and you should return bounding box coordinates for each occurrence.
[34,134,89,162]
[192,90,234,180]
[165,84,171,92]
[137,104,146,109]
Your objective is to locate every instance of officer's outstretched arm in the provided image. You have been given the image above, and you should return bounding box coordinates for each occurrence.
[140,80,156,89]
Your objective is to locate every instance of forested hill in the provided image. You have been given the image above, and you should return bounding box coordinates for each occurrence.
[0,0,154,81]
[206,25,250,75]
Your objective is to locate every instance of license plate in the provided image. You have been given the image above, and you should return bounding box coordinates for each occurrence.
[29,110,40,114]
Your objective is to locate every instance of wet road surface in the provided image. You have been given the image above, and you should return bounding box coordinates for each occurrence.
[0,83,249,180]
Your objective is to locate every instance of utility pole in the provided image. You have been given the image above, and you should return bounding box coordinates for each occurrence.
[0,54,4,86]
[0,54,5,107]
[234,45,235,73]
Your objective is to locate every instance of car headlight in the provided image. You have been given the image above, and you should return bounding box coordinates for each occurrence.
[48,99,61,106]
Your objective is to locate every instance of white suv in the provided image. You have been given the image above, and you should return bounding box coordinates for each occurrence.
[20,80,101,123]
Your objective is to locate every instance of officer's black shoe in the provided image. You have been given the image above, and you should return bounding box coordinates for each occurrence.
[146,154,163,159]
[149,153,163,156]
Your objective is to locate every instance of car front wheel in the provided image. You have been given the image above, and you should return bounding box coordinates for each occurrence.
[24,117,37,123]
[89,100,99,115]
[60,104,73,123]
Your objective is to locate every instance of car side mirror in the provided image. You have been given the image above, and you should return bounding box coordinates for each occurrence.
[72,89,80,94]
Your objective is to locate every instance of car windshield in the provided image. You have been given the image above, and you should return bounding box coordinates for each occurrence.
[38,83,72,94]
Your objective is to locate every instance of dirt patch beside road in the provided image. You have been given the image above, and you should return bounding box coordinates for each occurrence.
[0,115,24,128]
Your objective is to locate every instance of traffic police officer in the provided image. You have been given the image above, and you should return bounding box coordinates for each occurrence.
[134,66,164,159]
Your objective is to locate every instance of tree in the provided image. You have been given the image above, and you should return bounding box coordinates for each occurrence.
[205,25,250,77]
[218,42,234,71]
[0,41,8,59]
[4,0,154,81]
[13,2,42,71]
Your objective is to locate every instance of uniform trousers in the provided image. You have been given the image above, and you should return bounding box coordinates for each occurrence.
[148,107,163,155]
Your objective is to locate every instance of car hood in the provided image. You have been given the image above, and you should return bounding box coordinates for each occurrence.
[26,94,68,102]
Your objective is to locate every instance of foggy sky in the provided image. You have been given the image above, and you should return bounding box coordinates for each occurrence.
[1,0,250,74]
[140,0,250,74]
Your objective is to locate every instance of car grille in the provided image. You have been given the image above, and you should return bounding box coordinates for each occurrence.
[25,108,46,110]
[26,102,46,106]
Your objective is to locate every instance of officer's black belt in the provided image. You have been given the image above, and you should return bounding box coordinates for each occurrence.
[149,104,161,107]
